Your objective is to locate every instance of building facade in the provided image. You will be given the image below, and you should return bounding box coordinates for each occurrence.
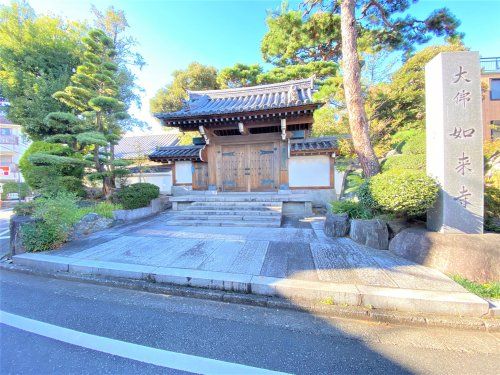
[0,101,29,184]
[149,78,339,201]
[480,57,500,140]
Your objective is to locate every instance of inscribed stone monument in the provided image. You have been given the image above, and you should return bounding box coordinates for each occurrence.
[425,51,484,233]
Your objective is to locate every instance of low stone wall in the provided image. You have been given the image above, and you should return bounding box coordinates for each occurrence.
[389,228,500,283]
[9,215,39,256]
[290,188,336,207]
[112,196,171,222]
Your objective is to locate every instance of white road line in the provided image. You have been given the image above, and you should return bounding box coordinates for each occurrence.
[0,311,290,375]
[0,229,9,236]
[0,236,9,240]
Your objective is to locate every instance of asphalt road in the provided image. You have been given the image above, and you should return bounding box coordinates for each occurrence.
[0,208,12,257]
[0,270,498,374]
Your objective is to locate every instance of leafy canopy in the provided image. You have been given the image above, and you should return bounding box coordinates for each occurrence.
[0,1,84,139]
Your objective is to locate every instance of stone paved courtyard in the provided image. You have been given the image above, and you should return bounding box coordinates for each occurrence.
[49,212,464,293]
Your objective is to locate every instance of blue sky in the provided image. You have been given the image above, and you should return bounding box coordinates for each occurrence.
[3,0,500,133]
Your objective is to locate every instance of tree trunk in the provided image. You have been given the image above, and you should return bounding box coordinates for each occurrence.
[109,142,116,188]
[340,0,380,177]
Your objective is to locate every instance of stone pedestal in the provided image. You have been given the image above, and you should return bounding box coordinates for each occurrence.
[425,52,484,233]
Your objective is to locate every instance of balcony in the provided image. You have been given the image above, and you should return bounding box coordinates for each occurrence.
[481,57,500,73]
[0,134,19,145]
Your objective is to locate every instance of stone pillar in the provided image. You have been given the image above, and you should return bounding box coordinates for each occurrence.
[425,51,484,233]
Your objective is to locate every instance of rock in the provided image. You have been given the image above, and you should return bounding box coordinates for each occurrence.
[324,213,350,237]
[71,213,113,238]
[386,219,410,239]
[350,219,389,250]
[10,215,39,256]
[389,228,500,283]
[385,149,400,157]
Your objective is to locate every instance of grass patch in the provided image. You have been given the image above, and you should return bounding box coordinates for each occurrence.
[77,202,123,219]
[451,275,500,299]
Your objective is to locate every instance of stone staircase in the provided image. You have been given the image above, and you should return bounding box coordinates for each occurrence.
[164,198,283,227]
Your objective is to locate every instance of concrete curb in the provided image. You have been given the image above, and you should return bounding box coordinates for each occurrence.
[1,261,498,332]
[10,253,492,319]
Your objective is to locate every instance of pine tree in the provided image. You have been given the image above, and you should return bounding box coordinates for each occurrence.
[52,29,130,196]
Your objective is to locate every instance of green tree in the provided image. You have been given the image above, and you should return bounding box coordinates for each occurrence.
[304,0,461,177]
[52,29,129,196]
[217,64,263,88]
[91,5,146,130]
[369,43,466,142]
[0,1,84,139]
[150,62,219,113]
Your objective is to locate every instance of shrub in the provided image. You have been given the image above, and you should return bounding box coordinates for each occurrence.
[357,180,378,212]
[116,183,159,210]
[331,200,372,219]
[401,131,426,155]
[360,169,439,217]
[32,192,81,230]
[21,221,65,252]
[13,201,36,216]
[343,171,364,195]
[20,192,81,251]
[485,186,500,233]
[382,153,426,172]
[1,181,30,200]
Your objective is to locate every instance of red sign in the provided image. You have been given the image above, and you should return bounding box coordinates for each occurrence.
[0,166,10,176]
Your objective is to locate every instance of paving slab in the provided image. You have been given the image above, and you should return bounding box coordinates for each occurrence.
[11,216,491,317]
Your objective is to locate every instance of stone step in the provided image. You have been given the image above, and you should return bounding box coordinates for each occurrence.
[162,219,282,228]
[190,201,282,207]
[180,209,281,216]
[173,214,281,222]
[171,195,306,203]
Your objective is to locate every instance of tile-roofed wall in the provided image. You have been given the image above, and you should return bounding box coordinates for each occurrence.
[115,133,179,159]
[290,136,338,154]
[149,145,203,161]
[155,77,316,120]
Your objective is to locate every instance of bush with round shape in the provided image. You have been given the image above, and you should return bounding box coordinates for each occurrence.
[116,183,159,210]
[360,169,439,218]
[19,141,85,195]
[381,153,426,172]
[1,181,30,200]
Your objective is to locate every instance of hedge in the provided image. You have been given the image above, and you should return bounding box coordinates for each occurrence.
[359,169,439,217]
[116,183,159,210]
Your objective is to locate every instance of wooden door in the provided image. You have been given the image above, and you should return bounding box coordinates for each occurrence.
[192,162,208,190]
[249,143,277,191]
[220,145,247,191]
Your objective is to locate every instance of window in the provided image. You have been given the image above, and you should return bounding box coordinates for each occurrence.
[491,78,500,100]
[0,128,12,135]
[0,155,13,165]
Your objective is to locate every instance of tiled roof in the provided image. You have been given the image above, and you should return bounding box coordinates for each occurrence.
[115,134,179,159]
[290,137,338,154]
[149,145,204,161]
[155,77,316,120]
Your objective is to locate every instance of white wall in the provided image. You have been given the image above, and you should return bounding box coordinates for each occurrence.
[334,169,345,198]
[289,155,330,188]
[117,172,173,194]
[175,161,193,184]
